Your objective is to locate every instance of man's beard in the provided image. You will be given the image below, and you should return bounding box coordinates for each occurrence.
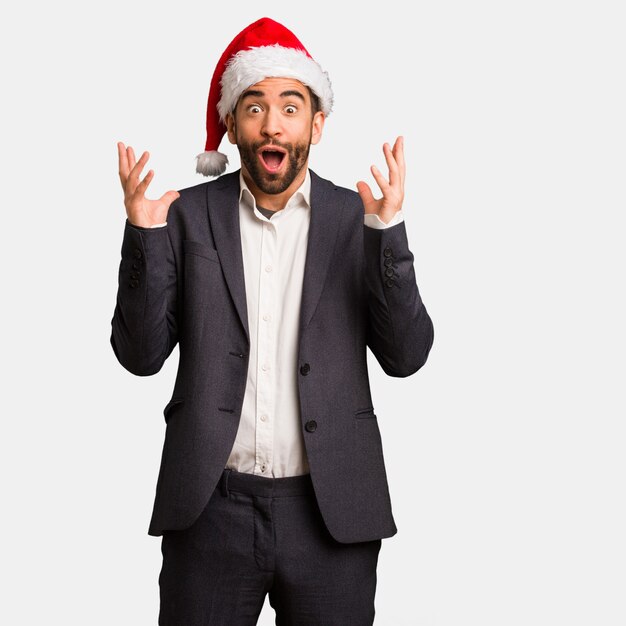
[236,129,312,195]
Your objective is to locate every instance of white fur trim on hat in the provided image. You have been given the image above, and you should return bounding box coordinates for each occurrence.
[195,150,229,176]
[217,44,333,123]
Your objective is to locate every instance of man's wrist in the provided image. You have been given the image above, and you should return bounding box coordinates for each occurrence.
[364,210,404,230]
[126,218,168,231]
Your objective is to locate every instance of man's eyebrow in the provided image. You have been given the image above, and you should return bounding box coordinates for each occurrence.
[240,89,306,102]
[240,89,265,100]
[279,90,306,102]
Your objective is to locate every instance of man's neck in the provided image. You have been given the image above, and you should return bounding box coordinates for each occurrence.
[241,164,308,212]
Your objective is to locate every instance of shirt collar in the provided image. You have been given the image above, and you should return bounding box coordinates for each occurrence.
[238,168,311,212]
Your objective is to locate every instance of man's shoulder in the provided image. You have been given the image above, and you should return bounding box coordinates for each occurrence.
[168,171,238,224]
[310,170,363,219]
[309,168,362,209]
[175,170,238,203]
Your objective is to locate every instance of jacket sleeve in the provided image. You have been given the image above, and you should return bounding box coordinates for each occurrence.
[110,218,179,376]
[364,218,434,377]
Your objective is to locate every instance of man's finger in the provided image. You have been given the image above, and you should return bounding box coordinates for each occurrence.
[118,142,129,180]
[383,142,399,187]
[356,180,376,210]
[393,136,406,187]
[371,164,390,194]
[129,151,149,188]
[128,146,137,171]
[161,190,181,208]
[134,169,154,197]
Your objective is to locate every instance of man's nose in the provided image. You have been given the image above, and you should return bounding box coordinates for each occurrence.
[261,108,282,138]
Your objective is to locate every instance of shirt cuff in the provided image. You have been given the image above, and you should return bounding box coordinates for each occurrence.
[364,210,404,230]
[149,222,168,229]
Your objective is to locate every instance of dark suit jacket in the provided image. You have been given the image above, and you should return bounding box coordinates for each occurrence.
[110,168,434,543]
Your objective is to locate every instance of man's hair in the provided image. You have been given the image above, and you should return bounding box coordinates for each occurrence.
[306,86,321,117]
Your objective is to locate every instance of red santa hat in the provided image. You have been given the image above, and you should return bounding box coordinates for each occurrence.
[195,17,334,177]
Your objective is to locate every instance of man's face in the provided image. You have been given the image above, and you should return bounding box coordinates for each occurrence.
[225,77,324,195]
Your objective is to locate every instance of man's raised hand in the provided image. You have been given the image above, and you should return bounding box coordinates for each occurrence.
[356,136,405,225]
[118,142,180,228]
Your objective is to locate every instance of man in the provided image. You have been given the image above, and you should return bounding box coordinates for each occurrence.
[111,16,434,625]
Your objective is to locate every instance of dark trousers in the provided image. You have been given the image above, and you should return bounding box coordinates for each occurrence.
[158,468,382,625]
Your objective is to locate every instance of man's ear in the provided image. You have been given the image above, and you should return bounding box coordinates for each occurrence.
[310,111,325,146]
[225,112,237,145]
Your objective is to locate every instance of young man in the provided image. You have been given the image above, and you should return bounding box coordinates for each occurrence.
[112,17,433,625]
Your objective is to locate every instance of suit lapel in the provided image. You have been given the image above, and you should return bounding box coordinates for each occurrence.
[298,169,343,334]
[206,167,344,349]
[206,171,250,344]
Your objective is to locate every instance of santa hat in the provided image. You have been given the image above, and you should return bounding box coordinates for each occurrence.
[195,17,334,177]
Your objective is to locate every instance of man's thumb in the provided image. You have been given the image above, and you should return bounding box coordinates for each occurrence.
[356,181,374,208]
[163,190,181,206]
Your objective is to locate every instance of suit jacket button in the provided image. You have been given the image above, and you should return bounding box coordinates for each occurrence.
[384,258,393,267]
[305,420,317,432]
[385,278,394,288]
[383,247,393,257]
[130,271,140,280]
[300,363,310,375]
[384,268,394,277]
[129,279,139,288]
[133,248,143,259]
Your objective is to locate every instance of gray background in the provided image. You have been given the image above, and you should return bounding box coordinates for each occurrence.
[2,0,624,624]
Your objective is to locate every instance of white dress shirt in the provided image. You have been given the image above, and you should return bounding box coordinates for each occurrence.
[151,169,404,477]
[227,169,405,477]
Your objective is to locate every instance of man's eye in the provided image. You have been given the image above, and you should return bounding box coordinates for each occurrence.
[285,106,297,114]
[248,105,261,113]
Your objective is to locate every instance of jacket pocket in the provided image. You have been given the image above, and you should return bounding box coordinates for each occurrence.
[163,397,184,423]
[183,239,219,263]
[354,406,377,419]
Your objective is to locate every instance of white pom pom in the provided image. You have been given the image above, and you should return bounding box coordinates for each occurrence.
[195,151,229,177]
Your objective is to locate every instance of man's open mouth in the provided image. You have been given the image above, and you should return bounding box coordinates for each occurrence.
[259,147,287,173]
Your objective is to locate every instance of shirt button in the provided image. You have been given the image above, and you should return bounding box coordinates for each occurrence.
[260,415,267,422]
[263,314,271,322]
[265,265,273,272]
[261,464,267,472]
